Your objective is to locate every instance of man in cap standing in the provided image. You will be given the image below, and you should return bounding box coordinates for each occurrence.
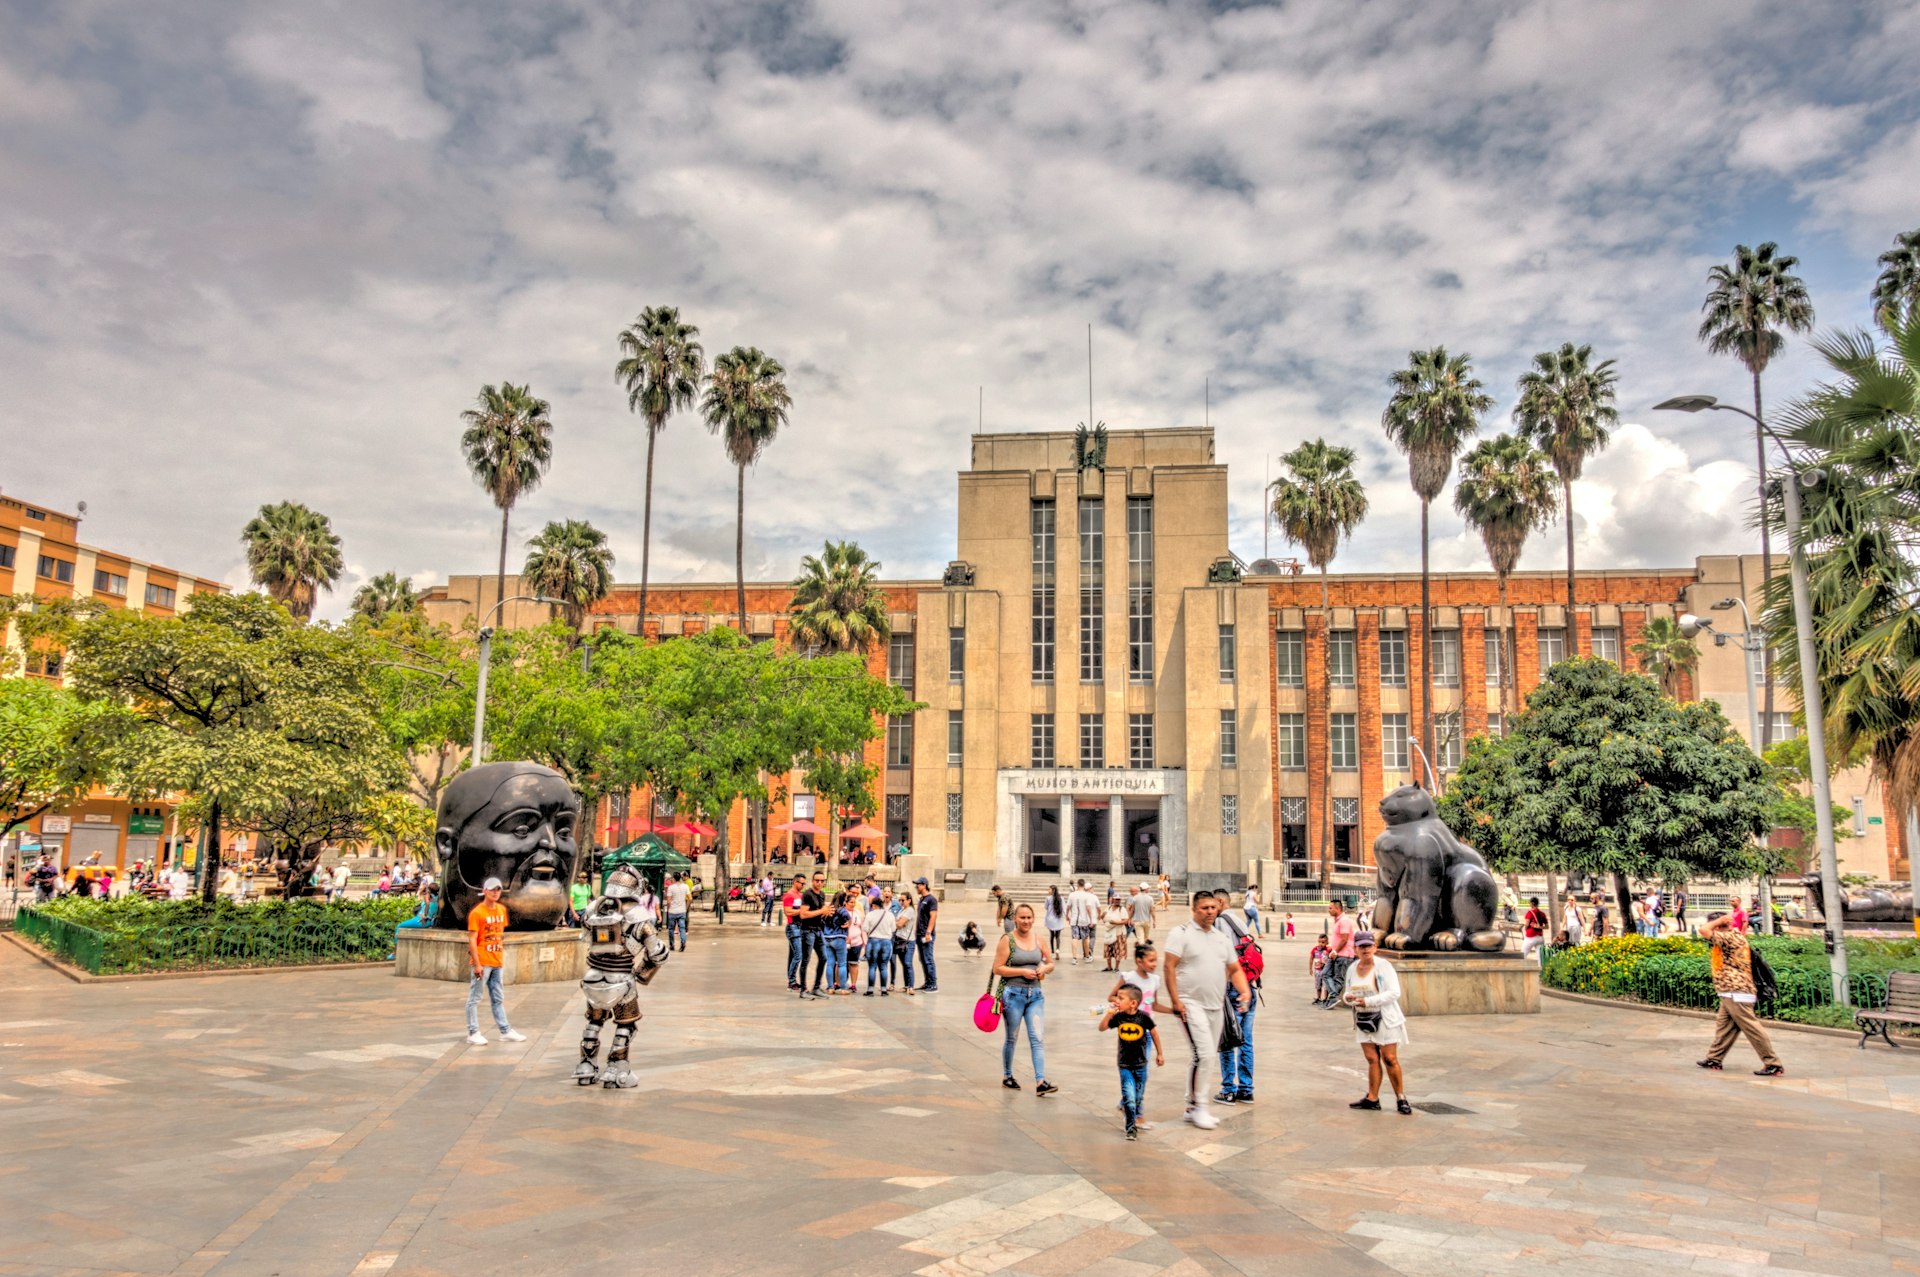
[467,877,528,1045]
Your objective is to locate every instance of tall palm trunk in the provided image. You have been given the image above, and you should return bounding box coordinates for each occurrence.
[640,424,659,636]
[734,461,748,630]
[1319,564,1331,895]
[1419,496,1434,783]
[496,505,511,620]
[1752,369,1774,748]
[1562,475,1576,652]
[1498,574,1513,718]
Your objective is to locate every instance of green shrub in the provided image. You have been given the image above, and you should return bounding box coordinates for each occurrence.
[25,895,419,974]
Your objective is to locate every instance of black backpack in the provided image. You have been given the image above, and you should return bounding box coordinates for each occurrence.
[1748,945,1778,1006]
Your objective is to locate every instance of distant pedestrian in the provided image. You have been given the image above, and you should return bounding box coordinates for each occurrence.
[782,874,807,990]
[1066,880,1099,965]
[1561,896,1583,947]
[797,871,829,999]
[912,877,940,992]
[1283,911,1296,940]
[992,904,1057,1096]
[1109,940,1162,1012]
[1522,898,1547,957]
[991,885,1013,934]
[1310,933,1331,1001]
[1129,882,1156,943]
[1043,886,1065,953]
[331,862,351,902]
[1319,900,1356,1007]
[663,872,690,951]
[1696,912,1785,1076]
[1101,895,1130,972]
[1590,892,1609,939]
[892,887,918,992]
[1099,983,1162,1140]
[1242,883,1262,935]
[1215,908,1259,1105]
[822,890,852,995]
[759,874,778,927]
[845,890,867,992]
[1341,932,1411,1114]
[1672,890,1688,933]
[465,877,526,1046]
[569,873,592,928]
[863,891,894,996]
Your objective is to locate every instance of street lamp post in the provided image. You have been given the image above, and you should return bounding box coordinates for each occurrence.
[471,594,563,766]
[1656,396,1849,1003]
[1682,597,1775,933]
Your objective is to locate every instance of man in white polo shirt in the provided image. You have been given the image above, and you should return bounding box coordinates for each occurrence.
[1161,889,1252,1131]
[1065,880,1100,965]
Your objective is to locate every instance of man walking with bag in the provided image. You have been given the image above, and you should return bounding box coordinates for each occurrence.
[1696,912,1785,1076]
[1161,890,1252,1131]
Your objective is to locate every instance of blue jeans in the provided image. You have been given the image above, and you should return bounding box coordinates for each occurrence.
[1218,1000,1256,1094]
[785,923,803,984]
[667,913,688,949]
[799,931,826,989]
[896,938,916,988]
[466,966,508,1035]
[866,938,893,989]
[1001,984,1046,1080]
[917,938,938,989]
[1118,1063,1149,1130]
[825,935,849,989]
[761,896,777,924]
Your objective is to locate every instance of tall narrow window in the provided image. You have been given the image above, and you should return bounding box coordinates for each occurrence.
[1333,798,1360,867]
[1328,630,1356,688]
[1276,631,1305,687]
[1031,501,1056,683]
[1381,713,1410,772]
[1538,627,1566,668]
[1127,497,1153,682]
[886,714,913,767]
[1330,713,1358,770]
[1379,629,1407,687]
[1276,714,1306,769]
[1590,627,1620,663]
[1483,630,1504,688]
[1431,630,1461,687]
[948,627,965,683]
[1218,624,1237,682]
[945,793,963,833]
[1219,709,1238,768]
[1281,798,1308,870]
[1128,714,1154,768]
[1079,498,1104,682]
[947,710,964,766]
[1486,713,1504,739]
[1079,713,1105,769]
[887,631,915,689]
[1030,714,1055,768]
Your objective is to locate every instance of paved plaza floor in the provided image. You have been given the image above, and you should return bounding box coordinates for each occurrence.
[3,911,1918,1277]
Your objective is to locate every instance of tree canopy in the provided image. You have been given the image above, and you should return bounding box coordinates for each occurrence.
[0,679,118,848]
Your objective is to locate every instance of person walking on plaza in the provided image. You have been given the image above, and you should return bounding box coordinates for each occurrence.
[798,871,829,999]
[993,903,1058,1095]
[1242,883,1262,935]
[863,890,894,996]
[1066,880,1099,965]
[1318,900,1356,1007]
[1521,897,1548,957]
[1590,891,1609,939]
[1099,983,1163,1140]
[991,884,1014,934]
[1672,889,1688,934]
[1110,940,1162,1012]
[1341,932,1411,1114]
[1310,933,1331,1001]
[1043,886,1065,954]
[759,873,777,927]
[912,877,940,992]
[569,872,592,928]
[1130,881,1156,944]
[1161,890,1252,1131]
[1561,895,1583,947]
[1101,893,1131,972]
[892,887,918,992]
[331,860,351,902]
[782,873,806,989]
[1696,912,1785,1076]
[1215,907,1259,1105]
[465,878,526,1046]
[663,872,691,951]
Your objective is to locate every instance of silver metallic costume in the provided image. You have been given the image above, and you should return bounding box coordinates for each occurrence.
[574,868,669,1088]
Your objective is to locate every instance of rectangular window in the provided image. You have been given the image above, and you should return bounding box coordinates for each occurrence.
[1221,794,1239,836]
[1079,714,1105,769]
[1437,711,1463,769]
[1330,713,1358,770]
[1276,630,1305,687]
[1327,630,1356,688]
[1538,627,1566,668]
[887,631,915,689]
[145,583,176,608]
[1379,629,1407,687]
[37,555,73,584]
[1431,630,1461,687]
[1078,497,1104,682]
[946,710,964,766]
[1382,713,1410,772]
[1127,497,1153,683]
[1591,627,1620,663]
[1486,713,1504,739]
[1218,624,1236,683]
[1333,798,1359,866]
[1484,630,1504,688]
[1276,713,1306,769]
[948,627,965,683]
[1030,714,1055,769]
[886,714,913,768]
[945,792,963,833]
[1128,713,1154,769]
[0,544,15,568]
[1031,501,1056,683]
[1765,712,1794,746]
[1219,709,1238,768]
[93,569,128,596]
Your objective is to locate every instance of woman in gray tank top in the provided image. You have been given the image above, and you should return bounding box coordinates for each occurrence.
[993,903,1058,1096]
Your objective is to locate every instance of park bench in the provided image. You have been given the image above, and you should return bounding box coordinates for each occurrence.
[1857,971,1920,1049]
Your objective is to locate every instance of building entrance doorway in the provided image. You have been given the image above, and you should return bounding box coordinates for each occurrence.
[1025,804,1060,874]
[1072,804,1109,877]
[1123,807,1160,876]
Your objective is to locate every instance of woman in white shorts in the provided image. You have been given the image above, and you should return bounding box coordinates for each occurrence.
[1340,932,1411,1115]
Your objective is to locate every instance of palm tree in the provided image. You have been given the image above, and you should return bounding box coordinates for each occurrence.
[1513,342,1618,638]
[1700,242,1814,743]
[459,382,554,615]
[350,572,419,623]
[1268,439,1370,609]
[702,346,792,629]
[523,519,616,635]
[615,307,705,634]
[789,540,890,654]
[1630,616,1699,700]
[1453,434,1559,717]
[241,501,343,622]
[1872,228,1920,328]
[1382,347,1490,771]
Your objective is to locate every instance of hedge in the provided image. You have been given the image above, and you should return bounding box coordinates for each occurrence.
[19,895,421,975]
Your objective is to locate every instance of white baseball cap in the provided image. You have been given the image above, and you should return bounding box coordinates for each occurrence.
[482,877,504,891]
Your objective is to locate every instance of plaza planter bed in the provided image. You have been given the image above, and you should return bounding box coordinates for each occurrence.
[16,896,418,976]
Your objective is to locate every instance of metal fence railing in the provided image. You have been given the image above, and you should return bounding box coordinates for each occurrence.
[13,906,402,976]
[1540,940,1905,1026]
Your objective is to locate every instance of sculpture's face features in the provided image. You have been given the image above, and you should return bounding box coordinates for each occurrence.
[1378,785,1435,826]
[436,764,580,931]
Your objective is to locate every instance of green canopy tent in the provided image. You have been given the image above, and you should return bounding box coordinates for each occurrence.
[598,834,694,899]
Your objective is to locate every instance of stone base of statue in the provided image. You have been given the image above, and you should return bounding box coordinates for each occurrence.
[1390,951,1539,1016]
[394,928,585,984]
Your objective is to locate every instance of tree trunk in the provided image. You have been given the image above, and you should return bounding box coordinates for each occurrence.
[735,461,749,631]
[199,798,222,904]
[1319,567,1331,896]
[1611,870,1633,938]
[1420,496,1434,783]
[712,821,730,925]
[1563,475,1577,651]
[1753,370,1774,752]
[496,505,511,622]
[640,424,658,637]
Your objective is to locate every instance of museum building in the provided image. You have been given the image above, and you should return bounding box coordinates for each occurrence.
[423,426,1907,892]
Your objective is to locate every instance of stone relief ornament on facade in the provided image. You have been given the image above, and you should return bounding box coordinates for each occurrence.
[1072,421,1108,473]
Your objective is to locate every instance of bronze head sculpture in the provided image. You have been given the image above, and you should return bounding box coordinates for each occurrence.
[434,761,581,932]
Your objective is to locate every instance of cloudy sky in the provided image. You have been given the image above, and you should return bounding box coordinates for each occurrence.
[4,0,1915,618]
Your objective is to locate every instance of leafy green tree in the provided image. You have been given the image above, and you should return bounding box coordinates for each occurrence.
[523,519,615,636]
[460,381,555,611]
[0,594,107,676]
[1440,658,1772,927]
[788,540,891,654]
[1513,342,1617,631]
[350,573,420,623]
[1454,434,1558,716]
[67,593,402,900]
[1872,228,1920,328]
[241,501,344,622]
[1629,616,1699,700]
[703,346,793,629]
[0,679,118,853]
[358,610,476,859]
[616,306,705,632]
[1382,346,1490,768]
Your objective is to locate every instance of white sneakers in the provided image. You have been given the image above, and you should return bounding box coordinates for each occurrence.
[501,1029,527,1043]
[466,1031,487,1045]
[1184,1106,1219,1130]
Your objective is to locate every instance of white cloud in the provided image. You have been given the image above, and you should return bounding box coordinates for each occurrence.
[1731,103,1865,174]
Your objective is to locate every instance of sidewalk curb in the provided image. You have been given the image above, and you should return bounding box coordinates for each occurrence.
[1,931,391,984]
[1541,986,1902,1045]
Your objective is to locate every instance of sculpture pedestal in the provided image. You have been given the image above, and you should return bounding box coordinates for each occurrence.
[1391,952,1539,1016]
[394,928,584,984]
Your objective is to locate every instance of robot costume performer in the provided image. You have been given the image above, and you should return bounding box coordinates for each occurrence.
[574,868,670,1088]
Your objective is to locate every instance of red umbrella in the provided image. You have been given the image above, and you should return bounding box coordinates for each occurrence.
[652,821,691,837]
[771,818,828,836]
[838,822,885,840]
[683,821,719,838]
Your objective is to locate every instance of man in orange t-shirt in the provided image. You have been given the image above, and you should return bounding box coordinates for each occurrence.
[466,877,527,1046]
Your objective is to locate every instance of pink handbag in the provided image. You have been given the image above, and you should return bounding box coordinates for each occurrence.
[973,967,1003,1032]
